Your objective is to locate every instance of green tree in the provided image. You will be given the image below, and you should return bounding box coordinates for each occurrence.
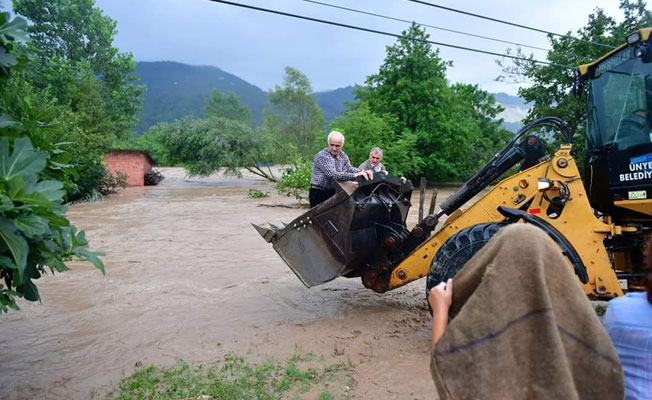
[264,67,324,159]
[500,1,652,150]
[331,103,423,177]
[126,123,177,167]
[356,23,509,181]
[204,90,251,123]
[157,117,275,180]
[11,0,145,200]
[12,0,144,140]
[450,83,511,175]
[0,12,104,313]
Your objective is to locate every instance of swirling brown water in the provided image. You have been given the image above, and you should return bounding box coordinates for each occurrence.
[0,169,454,399]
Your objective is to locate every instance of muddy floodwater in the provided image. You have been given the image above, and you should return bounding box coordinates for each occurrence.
[0,168,460,399]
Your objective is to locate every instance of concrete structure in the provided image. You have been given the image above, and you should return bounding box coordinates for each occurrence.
[104,149,155,187]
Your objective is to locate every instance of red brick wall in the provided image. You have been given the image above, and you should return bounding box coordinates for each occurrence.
[104,151,154,187]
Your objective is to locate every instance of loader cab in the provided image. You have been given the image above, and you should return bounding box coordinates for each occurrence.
[582,28,652,218]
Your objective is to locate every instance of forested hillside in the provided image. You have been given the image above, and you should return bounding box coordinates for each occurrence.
[315,85,355,121]
[135,62,358,134]
[134,61,268,133]
[135,62,525,134]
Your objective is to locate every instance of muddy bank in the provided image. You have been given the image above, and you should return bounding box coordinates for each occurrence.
[0,168,455,399]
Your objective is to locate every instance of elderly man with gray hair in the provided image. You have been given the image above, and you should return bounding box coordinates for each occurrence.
[358,147,387,173]
[359,146,407,183]
[309,131,372,207]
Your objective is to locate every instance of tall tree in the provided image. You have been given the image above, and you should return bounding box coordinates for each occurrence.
[331,103,423,177]
[203,90,251,123]
[500,0,652,145]
[264,67,324,159]
[11,0,145,200]
[12,0,144,140]
[157,117,275,181]
[356,23,509,181]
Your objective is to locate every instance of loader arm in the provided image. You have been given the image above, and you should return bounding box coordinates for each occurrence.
[388,144,626,298]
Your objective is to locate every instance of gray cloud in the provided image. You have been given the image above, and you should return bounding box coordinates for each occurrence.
[4,0,624,94]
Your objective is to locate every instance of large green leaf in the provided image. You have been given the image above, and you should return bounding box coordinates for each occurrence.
[0,137,47,181]
[0,194,13,212]
[75,248,105,274]
[32,180,64,203]
[0,255,13,266]
[6,176,57,209]
[0,47,17,69]
[39,212,70,229]
[13,214,49,238]
[17,279,39,301]
[0,217,27,281]
[0,113,22,129]
[44,255,69,273]
[0,14,28,43]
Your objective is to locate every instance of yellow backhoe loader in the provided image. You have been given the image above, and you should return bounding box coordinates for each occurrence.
[254,28,652,300]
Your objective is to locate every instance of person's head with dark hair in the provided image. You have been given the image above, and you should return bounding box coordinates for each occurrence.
[518,134,545,171]
[633,109,650,120]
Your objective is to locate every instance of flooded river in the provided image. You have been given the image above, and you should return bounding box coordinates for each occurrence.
[0,168,456,399]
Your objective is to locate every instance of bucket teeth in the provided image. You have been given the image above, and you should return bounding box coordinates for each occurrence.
[281,221,288,227]
[269,223,280,230]
[252,223,276,243]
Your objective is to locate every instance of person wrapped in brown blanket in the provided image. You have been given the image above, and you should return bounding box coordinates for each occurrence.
[429,224,624,400]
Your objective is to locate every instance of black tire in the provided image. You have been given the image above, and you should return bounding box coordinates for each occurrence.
[425,222,505,313]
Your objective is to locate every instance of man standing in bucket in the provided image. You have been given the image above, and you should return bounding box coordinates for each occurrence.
[359,146,407,183]
[358,147,387,173]
[309,131,372,208]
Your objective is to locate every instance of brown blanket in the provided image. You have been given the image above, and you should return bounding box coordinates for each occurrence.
[430,224,624,400]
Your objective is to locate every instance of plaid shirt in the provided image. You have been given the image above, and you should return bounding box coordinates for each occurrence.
[310,147,360,189]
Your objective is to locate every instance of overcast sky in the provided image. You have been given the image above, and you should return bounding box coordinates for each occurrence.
[4,0,628,94]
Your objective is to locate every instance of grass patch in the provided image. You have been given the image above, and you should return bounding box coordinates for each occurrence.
[104,351,356,400]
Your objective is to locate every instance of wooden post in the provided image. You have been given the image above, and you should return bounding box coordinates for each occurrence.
[428,187,438,216]
[419,177,426,223]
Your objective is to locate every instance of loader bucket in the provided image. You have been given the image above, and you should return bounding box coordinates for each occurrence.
[253,174,415,289]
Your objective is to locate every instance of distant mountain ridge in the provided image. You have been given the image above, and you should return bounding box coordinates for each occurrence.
[134,61,268,133]
[316,85,355,121]
[134,61,527,134]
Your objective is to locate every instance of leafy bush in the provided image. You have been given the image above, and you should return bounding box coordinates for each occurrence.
[0,138,104,312]
[117,123,177,167]
[158,117,267,177]
[247,188,269,199]
[99,170,127,195]
[276,159,312,201]
[65,155,105,201]
[0,13,104,313]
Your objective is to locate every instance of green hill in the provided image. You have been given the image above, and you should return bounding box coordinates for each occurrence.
[134,62,357,135]
[133,61,525,135]
[134,61,268,134]
[315,85,355,121]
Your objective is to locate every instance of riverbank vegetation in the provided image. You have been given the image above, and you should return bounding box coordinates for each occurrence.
[103,352,356,400]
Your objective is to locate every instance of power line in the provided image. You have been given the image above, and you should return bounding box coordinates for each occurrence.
[205,0,574,69]
[299,0,550,52]
[406,0,615,50]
